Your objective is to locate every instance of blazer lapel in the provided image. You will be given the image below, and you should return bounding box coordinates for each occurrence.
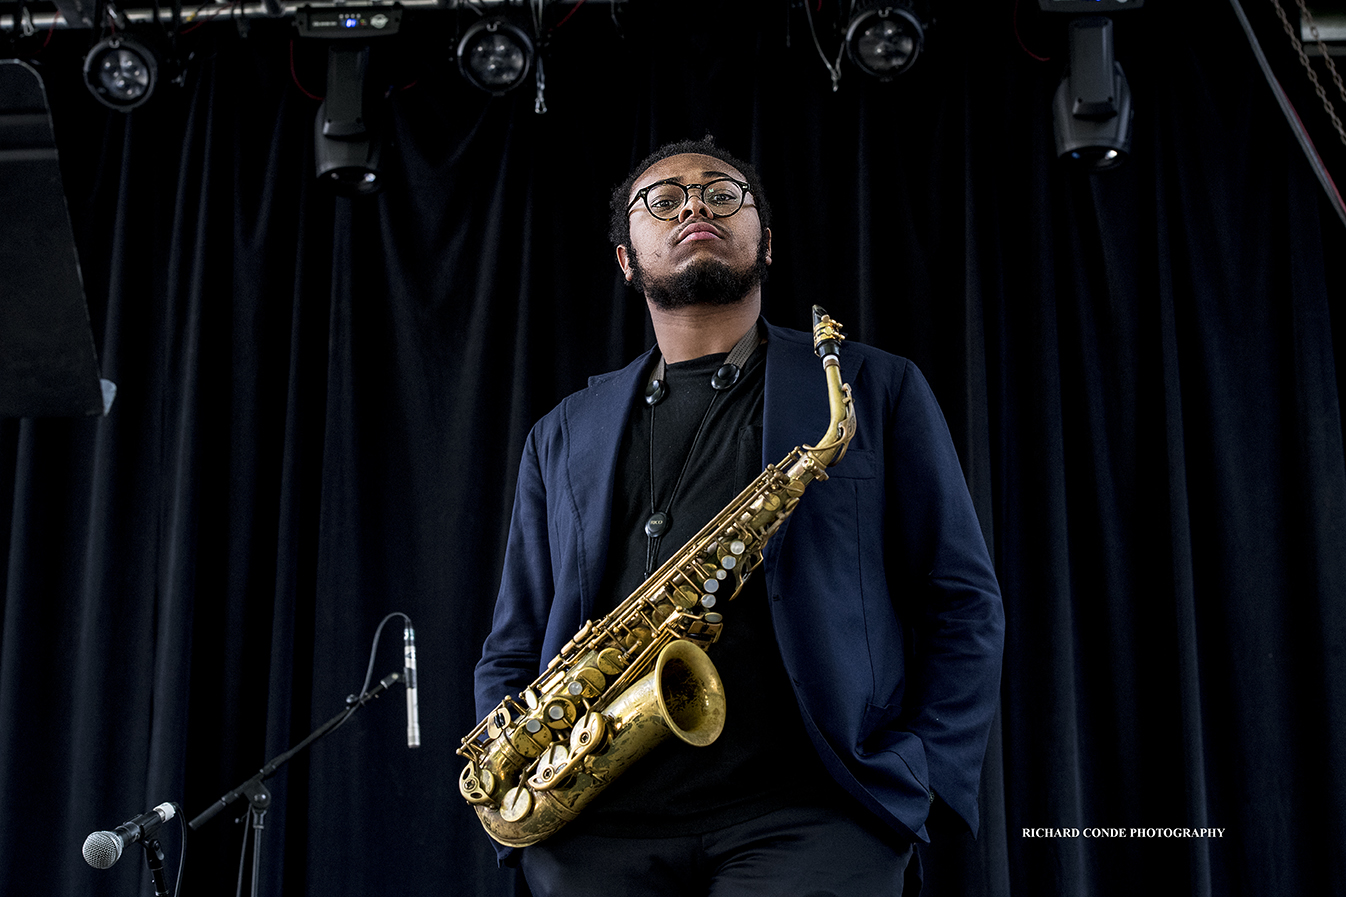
[566,346,656,622]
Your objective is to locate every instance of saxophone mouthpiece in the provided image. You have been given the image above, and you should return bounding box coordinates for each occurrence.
[811,305,844,362]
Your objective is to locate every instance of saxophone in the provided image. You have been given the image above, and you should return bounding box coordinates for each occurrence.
[457,306,857,847]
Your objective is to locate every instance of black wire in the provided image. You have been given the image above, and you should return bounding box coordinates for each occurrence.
[233,806,249,897]
[171,803,186,897]
[357,611,411,698]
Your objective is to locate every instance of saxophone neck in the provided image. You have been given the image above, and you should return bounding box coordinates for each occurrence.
[803,306,857,470]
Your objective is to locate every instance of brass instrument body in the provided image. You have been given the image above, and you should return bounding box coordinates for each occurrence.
[459,309,856,848]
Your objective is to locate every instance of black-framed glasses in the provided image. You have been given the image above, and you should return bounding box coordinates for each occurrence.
[627,177,753,221]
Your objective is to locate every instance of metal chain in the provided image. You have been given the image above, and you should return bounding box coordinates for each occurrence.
[1297,0,1346,104]
[1269,0,1346,146]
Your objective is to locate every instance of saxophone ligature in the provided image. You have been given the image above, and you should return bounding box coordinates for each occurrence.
[457,306,857,847]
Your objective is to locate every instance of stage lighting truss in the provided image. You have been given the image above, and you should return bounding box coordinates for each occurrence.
[456,16,535,95]
[1038,0,1144,11]
[83,34,159,111]
[844,2,926,80]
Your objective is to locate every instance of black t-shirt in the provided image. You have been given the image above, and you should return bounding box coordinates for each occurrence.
[577,343,836,837]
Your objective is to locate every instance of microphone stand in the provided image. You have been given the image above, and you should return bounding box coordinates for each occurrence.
[187,671,404,897]
[141,837,171,897]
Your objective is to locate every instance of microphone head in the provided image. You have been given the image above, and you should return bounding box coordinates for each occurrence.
[82,831,124,869]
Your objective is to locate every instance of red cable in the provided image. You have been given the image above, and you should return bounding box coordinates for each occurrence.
[1013,0,1050,63]
[289,39,323,101]
[550,0,588,31]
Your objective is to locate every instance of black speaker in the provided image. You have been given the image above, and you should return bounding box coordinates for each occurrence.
[0,59,109,418]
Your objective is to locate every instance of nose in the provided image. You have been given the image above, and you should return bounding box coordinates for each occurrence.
[678,186,712,221]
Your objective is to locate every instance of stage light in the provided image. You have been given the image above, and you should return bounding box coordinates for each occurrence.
[457,18,534,95]
[83,36,158,111]
[1053,16,1133,170]
[314,44,384,195]
[845,3,925,80]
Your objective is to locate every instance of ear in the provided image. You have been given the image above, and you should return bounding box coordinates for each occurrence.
[764,228,773,266]
[616,245,635,282]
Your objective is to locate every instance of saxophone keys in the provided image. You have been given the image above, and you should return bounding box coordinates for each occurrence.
[506,717,553,758]
[650,600,677,625]
[595,647,625,675]
[542,696,578,729]
[671,587,699,610]
[486,706,512,740]
[569,711,608,756]
[459,764,496,805]
[715,539,747,568]
[529,743,572,790]
[499,784,534,823]
[567,666,606,698]
[540,742,569,767]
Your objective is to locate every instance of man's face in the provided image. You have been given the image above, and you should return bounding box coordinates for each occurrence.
[617,153,772,310]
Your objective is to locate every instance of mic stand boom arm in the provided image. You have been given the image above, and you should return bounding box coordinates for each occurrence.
[186,671,404,897]
[189,671,402,830]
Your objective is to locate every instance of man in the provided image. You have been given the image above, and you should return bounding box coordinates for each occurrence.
[473,137,1004,896]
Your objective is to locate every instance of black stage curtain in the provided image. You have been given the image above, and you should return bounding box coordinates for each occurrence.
[3,1,1345,895]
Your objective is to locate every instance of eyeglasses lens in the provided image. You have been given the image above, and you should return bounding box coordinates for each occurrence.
[645,179,744,220]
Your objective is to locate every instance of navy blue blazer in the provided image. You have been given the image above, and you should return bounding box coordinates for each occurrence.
[475,320,1004,852]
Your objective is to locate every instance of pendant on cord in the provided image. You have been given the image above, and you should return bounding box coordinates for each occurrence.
[644,511,670,538]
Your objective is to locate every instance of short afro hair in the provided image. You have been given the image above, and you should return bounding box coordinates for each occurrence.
[608,136,772,249]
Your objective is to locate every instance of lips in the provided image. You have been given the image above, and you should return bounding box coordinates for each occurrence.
[677,223,722,244]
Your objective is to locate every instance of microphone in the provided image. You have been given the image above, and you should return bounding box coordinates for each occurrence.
[404,622,421,748]
[83,802,176,869]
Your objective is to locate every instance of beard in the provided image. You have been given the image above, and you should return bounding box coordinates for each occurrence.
[628,241,771,311]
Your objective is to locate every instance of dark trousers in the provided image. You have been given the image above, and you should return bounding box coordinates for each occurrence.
[519,803,916,897]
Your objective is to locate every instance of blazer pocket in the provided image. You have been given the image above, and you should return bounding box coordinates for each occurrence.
[824,447,875,479]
